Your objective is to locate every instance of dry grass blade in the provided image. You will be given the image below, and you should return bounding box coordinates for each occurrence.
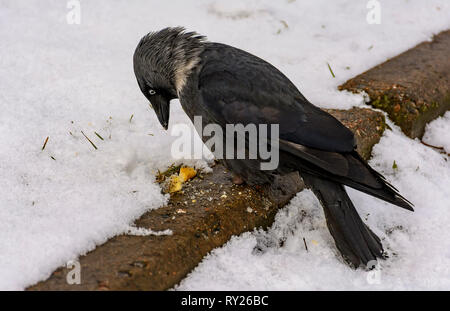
[327,62,335,78]
[94,132,104,140]
[41,136,49,151]
[421,140,450,156]
[81,131,98,150]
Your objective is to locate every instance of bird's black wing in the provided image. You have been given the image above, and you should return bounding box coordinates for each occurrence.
[198,43,356,153]
[198,43,360,179]
[197,43,413,211]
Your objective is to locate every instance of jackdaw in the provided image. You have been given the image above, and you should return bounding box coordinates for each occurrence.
[133,27,414,268]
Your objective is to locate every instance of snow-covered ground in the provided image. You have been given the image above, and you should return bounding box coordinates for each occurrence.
[0,0,449,290]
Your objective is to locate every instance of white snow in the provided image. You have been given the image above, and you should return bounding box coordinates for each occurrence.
[125,225,173,237]
[0,0,449,290]
[423,111,450,153]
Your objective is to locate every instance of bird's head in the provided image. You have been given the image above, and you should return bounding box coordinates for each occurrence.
[133,27,205,130]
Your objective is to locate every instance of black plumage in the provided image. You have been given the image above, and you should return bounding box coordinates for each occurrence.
[133,27,414,268]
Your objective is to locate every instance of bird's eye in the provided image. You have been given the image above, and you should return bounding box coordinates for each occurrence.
[148,89,156,95]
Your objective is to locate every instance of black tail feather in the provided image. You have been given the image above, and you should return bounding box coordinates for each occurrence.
[280,141,414,211]
[350,151,414,211]
[302,173,385,268]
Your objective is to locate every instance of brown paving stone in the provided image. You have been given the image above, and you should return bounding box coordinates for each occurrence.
[339,30,450,138]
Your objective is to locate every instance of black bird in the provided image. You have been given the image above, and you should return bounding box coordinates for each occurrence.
[133,27,414,268]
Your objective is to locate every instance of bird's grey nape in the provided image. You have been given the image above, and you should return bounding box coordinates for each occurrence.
[133,27,207,95]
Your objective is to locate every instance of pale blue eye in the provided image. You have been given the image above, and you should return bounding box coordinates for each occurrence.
[149,89,156,95]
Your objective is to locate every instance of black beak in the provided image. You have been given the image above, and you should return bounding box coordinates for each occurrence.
[150,95,170,130]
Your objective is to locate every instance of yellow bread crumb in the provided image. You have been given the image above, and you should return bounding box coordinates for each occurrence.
[179,166,196,182]
[168,175,183,193]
